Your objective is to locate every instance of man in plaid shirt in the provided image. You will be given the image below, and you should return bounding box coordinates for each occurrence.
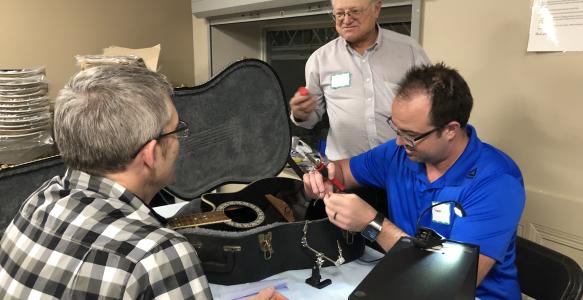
[0,66,285,300]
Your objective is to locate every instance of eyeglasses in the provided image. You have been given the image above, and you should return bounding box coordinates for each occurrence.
[133,119,190,157]
[331,4,371,21]
[157,119,190,141]
[387,117,442,149]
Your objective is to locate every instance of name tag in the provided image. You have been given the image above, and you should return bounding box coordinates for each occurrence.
[432,202,451,225]
[330,72,351,89]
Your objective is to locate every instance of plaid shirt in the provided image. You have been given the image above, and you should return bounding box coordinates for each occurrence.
[0,169,212,299]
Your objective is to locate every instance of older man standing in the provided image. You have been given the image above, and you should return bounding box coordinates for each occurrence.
[290,0,429,215]
[290,0,429,161]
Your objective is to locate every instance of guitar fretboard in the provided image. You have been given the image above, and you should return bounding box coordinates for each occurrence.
[167,211,230,230]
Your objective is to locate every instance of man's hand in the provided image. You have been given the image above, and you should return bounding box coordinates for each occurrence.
[303,162,337,199]
[323,193,376,232]
[290,87,316,121]
[246,287,288,300]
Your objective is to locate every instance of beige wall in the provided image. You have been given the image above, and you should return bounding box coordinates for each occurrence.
[210,22,264,76]
[193,16,211,85]
[423,0,583,265]
[0,0,195,100]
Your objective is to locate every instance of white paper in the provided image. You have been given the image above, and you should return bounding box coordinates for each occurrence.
[152,201,189,218]
[217,279,288,300]
[103,44,161,71]
[528,0,583,52]
[210,247,383,300]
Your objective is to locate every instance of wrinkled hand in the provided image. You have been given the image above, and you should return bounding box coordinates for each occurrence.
[323,193,377,232]
[289,89,316,121]
[246,287,288,300]
[303,162,337,199]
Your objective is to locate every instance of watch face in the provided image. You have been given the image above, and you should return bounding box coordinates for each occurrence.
[361,213,384,242]
[362,225,379,242]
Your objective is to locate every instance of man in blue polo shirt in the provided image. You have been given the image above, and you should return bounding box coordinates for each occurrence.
[303,63,525,299]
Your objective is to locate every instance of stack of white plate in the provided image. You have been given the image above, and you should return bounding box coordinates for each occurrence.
[0,67,54,165]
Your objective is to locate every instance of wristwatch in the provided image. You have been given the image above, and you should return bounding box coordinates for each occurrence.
[361,212,384,242]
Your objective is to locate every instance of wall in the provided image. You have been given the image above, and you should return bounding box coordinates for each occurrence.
[193,16,211,85]
[0,0,195,100]
[210,22,264,76]
[423,0,583,266]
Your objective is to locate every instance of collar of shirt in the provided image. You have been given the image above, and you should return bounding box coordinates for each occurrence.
[404,125,482,188]
[63,168,167,224]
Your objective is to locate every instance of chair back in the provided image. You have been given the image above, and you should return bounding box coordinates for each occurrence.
[516,236,583,300]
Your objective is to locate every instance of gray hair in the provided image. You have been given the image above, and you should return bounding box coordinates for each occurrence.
[330,0,379,7]
[54,65,173,175]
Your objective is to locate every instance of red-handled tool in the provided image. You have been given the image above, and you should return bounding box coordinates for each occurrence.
[305,153,345,192]
[298,86,309,96]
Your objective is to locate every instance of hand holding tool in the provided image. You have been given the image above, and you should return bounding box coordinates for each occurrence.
[304,153,345,192]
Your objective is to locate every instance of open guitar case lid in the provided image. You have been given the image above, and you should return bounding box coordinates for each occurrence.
[167,59,291,200]
[165,59,365,285]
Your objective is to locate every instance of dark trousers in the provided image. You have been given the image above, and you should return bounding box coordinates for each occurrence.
[353,186,389,220]
[353,186,389,253]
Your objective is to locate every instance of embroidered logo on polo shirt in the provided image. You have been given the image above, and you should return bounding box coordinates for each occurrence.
[466,168,477,179]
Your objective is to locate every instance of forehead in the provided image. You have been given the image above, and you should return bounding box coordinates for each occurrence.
[391,93,433,128]
[164,97,179,127]
[332,0,371,9]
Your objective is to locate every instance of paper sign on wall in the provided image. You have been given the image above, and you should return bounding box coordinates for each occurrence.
[527,0,583,52]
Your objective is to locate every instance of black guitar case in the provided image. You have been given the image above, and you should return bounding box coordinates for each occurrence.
[0,59,365,286]
[167,59,365,285]
[0,156,66,236]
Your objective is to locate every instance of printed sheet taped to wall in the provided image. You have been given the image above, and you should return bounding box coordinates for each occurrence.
[528,0,583,52]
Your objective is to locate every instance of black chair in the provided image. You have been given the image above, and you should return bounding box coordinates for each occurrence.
[516,236,583,300]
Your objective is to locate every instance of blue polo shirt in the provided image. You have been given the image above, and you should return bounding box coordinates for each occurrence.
[350,125,525,300]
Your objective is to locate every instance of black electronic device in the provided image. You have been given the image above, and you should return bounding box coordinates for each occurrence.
[349,236,479,300]
[413,200,466,249]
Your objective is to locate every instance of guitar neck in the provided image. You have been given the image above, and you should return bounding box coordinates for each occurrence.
[167,211,230,230]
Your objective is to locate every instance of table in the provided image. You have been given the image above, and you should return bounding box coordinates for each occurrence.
[209,247,383,300]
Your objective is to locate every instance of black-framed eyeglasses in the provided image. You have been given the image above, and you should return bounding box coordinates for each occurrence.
[387,117,442,149]
[157,119,190,141]
[133,119,190,157]
[330,4,371,21]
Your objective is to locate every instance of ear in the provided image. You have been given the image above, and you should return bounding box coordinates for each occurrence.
[444,121,461,141]
[373,0,382,14]
[138,139,158,169]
